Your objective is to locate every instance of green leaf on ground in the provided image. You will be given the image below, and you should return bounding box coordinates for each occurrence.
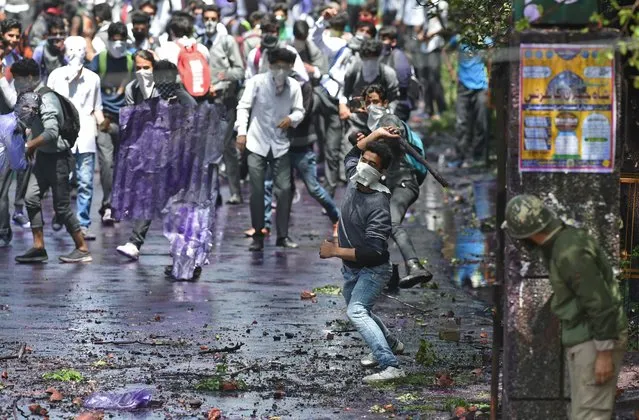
[42,369,84,382]
[415,339,438,367]
[92,360,108,368]
[396,393,419,403]
[195,377,221,391]
[312,285,342,295]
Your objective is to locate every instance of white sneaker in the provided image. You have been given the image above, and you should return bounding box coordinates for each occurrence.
[116,242,139,261]
[362,366,406,384]
[102,208,115,225]
[361,340,405,368]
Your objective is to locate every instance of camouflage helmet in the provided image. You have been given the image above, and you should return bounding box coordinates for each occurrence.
[504,194,556,239]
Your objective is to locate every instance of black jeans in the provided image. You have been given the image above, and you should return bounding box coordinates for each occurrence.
[25,151,80,234]
[389,175,420,263]
[248,151,292,239]
[222,97,242,198]
[96,116,119,212]
[420,51,447,116]
[455,83,488,161]
[0,165,27,237]
[314,87,346,196]
[129,219,152,249]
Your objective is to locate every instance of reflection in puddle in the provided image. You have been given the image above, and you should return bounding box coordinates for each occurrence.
[421,174,496,288]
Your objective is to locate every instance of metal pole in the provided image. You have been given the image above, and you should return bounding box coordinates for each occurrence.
[491,60,507,420]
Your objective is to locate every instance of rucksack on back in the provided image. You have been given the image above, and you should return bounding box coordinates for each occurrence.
[177,43,211,97]
[19,23,34,59]
[37,87,81,147]
[237,32,260,66]
[401,121,428,185]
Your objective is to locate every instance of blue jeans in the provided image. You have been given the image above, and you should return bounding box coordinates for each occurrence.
[290,149,340,223]
[75,152,95,228]
[342,263,399,369]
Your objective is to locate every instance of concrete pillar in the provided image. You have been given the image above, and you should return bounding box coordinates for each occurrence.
[503,29,622,419]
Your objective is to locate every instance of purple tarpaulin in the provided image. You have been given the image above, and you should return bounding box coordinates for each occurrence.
[112,99,226,279]
[0,113,27,172]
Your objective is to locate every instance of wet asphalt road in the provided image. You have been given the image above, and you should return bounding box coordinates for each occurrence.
[0,169,514,419]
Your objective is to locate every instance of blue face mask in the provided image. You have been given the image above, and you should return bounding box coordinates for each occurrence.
[194,14,204,29]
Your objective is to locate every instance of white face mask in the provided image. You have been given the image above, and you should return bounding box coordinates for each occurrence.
[107,40,127,59]
[136,69,154,99]
[270,68,288,94]
[361,59,379,82]
[366,104,387,131]
[350,160,390,194]
[64,36,87,75]
[205,20,217,35]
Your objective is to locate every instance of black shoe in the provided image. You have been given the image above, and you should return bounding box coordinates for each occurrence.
[165,265,202,280]
[51,215,63,232]
[249,237,264,251]
[385,263,400,294]
[275,237,298,249]
[59,248,92,263]
[226,194,243,205]
[16,247,48,263]
[398,259,433,289]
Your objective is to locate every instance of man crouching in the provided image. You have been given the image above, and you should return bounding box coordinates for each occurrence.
[319,125,406,383]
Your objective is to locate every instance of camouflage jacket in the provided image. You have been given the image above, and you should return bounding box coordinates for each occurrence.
[541,225,627,349]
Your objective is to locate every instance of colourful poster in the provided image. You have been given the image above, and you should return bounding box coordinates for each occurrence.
[519,44,615,173]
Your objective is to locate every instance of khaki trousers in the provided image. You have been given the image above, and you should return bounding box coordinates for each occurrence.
[566,339,625,420]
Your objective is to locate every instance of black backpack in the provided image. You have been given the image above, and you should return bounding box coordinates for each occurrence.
[37,87,81,147]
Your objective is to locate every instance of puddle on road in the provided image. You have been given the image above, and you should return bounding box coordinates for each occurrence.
[419,169,497,290]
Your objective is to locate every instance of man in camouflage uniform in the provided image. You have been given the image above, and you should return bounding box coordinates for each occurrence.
[503,194,627,420]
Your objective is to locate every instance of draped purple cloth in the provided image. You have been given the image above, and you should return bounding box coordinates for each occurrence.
[0,113,27,172]
[112,99,226,279]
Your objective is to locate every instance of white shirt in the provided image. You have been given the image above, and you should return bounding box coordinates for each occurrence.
[398,0,426,27]
[311,17,352,100]
[423,0,448,54]
[47,66,103,154]
[245,44,309,83]
[235,73,305,159]
[156,37,211,65]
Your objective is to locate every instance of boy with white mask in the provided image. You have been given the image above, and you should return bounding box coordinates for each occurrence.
[340,39,400,139]
[125,49,156,104]
[47,36,105,241]
[199,4,246,205]
[235,47,304,252]
[319,124,409,383]
[87,22,134,226]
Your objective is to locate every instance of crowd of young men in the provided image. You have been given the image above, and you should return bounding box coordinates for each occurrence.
[0,0,494,383]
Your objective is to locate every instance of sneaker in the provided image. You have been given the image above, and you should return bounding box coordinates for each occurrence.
[12,212,30,228]
[362,366,406,384]
[15,247,48,263]
[116,242,140,261]
[51,215,63,232]
[102,208,115,226]
[59,248,92,263]
[81,227,96,241]
[292,189,301,204]
[275,237,298,249]
[361,341,405,368]
[226,194,243,205]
